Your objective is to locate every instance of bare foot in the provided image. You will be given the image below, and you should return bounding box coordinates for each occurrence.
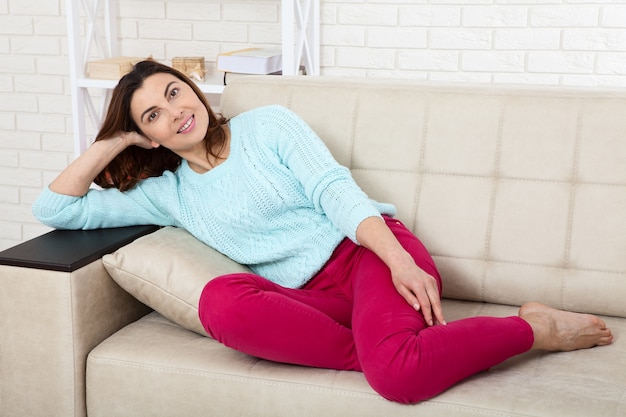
[519,302,614,351]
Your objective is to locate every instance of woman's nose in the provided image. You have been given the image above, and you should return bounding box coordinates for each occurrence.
[168,105,184,119]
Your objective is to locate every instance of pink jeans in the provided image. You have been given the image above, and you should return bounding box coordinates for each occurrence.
[198,217,534,403]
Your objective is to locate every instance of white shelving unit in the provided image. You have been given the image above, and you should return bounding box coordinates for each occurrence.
[66,0,320,157]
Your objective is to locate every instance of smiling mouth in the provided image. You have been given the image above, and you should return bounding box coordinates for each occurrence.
[177,115,194,133]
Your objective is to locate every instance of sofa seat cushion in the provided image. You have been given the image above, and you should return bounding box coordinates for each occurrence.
[86,301,626,417]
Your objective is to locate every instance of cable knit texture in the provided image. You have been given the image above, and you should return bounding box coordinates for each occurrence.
[32,105,395,288]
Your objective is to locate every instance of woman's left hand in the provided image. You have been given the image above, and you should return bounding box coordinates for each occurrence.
[389,254,446,327]
[356,217,447,326]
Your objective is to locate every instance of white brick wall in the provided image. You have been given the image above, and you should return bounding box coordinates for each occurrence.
[2,0,626,250]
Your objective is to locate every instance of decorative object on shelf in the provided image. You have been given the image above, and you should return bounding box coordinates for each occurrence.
[172,56,207,81]
[87,56,147,79]
[217,48,282,75]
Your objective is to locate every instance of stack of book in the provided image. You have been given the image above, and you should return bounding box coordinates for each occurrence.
[216,48,283,85]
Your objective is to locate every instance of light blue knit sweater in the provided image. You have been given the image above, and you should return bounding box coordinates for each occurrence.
[33,105,396,288]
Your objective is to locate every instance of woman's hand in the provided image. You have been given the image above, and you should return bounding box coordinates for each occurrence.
[120,131,154,149]
[389,253,446,326]
[49,132,150,197]
[355,216,446,327]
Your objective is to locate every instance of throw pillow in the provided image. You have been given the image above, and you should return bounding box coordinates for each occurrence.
[102,226,252,337]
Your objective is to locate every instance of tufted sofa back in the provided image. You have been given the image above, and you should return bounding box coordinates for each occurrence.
[221,76,626,318]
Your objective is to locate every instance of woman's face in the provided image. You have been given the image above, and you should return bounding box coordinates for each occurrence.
[130,72,209,155]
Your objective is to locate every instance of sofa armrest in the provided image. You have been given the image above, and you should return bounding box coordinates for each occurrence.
[0,225,158,417]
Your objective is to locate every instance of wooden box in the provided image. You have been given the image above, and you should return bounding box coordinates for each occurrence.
[87,57,146,80]
[172,56,206,81]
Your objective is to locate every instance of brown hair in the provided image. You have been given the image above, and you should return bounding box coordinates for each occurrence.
[93,59,228,191]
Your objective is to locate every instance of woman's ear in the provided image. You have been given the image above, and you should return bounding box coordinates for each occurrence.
[150,140,161,149]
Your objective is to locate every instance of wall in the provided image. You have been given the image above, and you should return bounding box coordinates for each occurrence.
[2,0,626,250]
[322,1,626,86]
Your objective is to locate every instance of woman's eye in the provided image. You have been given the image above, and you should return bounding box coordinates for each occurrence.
[148,111,159,122]
[169,88,179,99]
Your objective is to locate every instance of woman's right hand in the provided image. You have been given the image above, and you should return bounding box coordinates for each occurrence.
[49,133,150,197]
[120,131,155,149]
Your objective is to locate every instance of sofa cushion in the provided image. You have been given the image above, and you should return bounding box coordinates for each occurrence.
[102,226,251,336]
[86,303,626,417]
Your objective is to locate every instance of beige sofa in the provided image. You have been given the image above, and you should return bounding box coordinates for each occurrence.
[1,76,625,417]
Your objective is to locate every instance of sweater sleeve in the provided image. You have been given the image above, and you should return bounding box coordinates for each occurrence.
[32,175,176,230]
[261,105,396,243]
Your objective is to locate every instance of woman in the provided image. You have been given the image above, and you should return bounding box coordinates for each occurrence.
[33,60,613,403]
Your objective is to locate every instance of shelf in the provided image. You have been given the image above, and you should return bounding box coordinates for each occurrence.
[77,72,226,95]
[67,0,319,156]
